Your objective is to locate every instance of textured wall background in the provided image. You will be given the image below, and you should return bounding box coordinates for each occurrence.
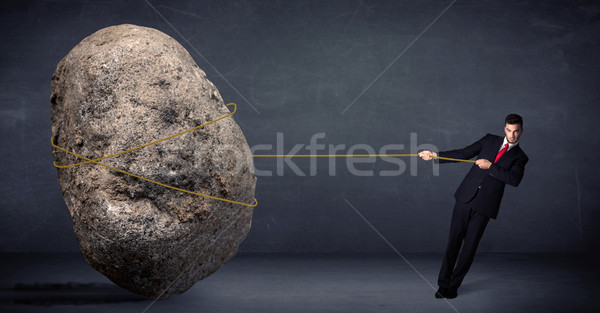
[1,0,599,254]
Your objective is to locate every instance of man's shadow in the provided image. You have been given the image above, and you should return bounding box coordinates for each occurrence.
[456,278,489,296]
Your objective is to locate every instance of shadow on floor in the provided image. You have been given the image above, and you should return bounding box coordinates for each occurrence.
[455,278,489,296]
[0,282,148,306]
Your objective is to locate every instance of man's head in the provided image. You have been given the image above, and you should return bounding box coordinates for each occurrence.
[504,113,523,144]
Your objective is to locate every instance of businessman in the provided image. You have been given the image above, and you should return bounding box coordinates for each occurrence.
[419,114,528,299]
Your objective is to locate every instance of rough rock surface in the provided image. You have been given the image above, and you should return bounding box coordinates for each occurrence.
[50,24,256,298]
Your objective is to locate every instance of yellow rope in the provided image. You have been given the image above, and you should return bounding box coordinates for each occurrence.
[253,154,475,163]
[52,103,257,207]
[51,102,474,208]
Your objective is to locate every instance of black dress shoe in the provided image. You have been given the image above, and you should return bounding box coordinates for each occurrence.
[445,288,458,299]
[435,288,447,298]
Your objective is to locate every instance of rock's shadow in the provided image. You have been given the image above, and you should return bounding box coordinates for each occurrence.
[0,282,149,306]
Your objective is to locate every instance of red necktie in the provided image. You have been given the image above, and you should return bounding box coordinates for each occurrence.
[494,143,509,163]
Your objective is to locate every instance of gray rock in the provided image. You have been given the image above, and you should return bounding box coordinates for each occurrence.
[50,24,256,298]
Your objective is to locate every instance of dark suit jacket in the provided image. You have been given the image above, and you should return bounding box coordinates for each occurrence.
[437,133,529,219]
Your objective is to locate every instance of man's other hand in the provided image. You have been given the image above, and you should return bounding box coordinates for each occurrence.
[419,150,437,161]
[476,159,492,169]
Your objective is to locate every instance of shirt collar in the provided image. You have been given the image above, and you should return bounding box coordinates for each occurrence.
[502,136,518,151]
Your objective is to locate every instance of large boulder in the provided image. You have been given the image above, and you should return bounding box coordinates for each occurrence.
[50,24,256,298]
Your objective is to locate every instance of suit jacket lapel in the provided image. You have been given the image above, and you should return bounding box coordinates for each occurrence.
[498,143,520,162]
[490,136,504,161]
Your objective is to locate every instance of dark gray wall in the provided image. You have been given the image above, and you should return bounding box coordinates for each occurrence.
[1,0,599,254]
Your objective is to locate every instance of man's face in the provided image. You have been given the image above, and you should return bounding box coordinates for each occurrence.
[504,123,522,144]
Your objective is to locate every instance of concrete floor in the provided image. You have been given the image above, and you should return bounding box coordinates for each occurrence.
[1,253,598,313]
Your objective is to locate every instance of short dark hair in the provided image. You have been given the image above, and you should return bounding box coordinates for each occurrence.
[505,113,523,128]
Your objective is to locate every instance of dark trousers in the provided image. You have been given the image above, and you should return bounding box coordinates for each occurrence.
[438,199,490,291]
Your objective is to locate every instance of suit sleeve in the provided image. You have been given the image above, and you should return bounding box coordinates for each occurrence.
[488,154,529,187]
[436,134,488,164]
